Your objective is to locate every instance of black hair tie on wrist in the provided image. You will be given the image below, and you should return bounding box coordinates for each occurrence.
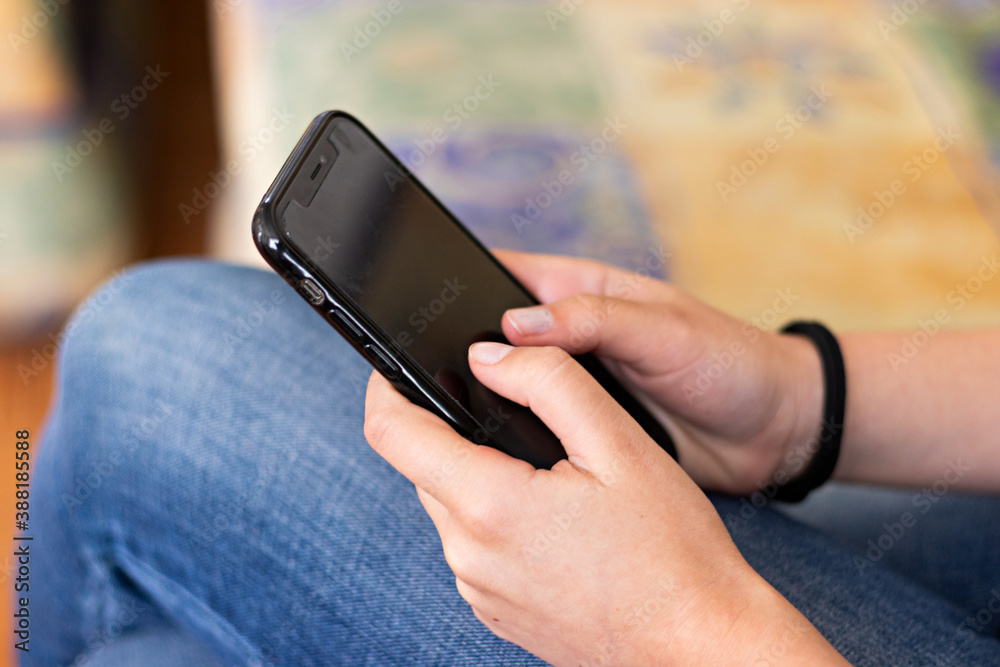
[772,321,847,503]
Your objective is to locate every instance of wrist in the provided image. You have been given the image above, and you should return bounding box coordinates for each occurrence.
[772,322,848,501]
[773,333,825,483]
[637,565,845,665]
[718,575,848,666]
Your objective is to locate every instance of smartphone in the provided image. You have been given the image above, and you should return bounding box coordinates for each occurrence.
[253,111,676,469]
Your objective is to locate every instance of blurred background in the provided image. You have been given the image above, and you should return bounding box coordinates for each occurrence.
[2,0,1000,663]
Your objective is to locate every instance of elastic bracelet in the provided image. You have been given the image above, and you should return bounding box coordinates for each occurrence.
[772,321,847,503]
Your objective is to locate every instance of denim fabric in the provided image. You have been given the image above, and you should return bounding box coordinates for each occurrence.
[780,482,1000,635]
[28,261,1000,666]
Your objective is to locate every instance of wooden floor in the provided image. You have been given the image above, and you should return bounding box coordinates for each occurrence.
[0,352,54,448]
[0,0,217,662]
[0,348,54,666]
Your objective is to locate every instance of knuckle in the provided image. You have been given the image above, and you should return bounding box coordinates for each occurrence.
[562,294,617,348]
[362,410,395,451]
[443,542,478,585]
[656,281,683,303]
[537,343,573,365]
[652,301,686,335]
[532,346,580,390]
[565,292,609,322]
[458,494,509,541]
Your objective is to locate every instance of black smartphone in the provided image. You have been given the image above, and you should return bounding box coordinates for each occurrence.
[253,111,676,469]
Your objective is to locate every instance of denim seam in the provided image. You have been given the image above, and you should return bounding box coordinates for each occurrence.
[108,537,265,666]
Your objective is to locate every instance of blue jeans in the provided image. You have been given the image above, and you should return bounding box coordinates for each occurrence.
[28,261,1000,666]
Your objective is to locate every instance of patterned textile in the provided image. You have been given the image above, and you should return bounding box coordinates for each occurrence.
[210,0,1000,330]
[0,0,133,337]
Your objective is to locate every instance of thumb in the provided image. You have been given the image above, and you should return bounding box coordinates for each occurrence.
[467,342,654,475]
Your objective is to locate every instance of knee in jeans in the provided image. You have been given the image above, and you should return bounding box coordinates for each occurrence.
[43,262,238,510]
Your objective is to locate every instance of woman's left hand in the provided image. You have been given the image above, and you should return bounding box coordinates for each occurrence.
[364,343,844,666]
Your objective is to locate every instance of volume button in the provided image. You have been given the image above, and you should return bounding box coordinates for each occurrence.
[365,344,400,380]
[328,308,364,342]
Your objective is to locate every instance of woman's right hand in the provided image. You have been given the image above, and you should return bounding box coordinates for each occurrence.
[495,250,825,496]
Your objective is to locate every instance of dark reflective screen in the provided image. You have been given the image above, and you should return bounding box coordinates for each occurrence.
[280,118,565,466]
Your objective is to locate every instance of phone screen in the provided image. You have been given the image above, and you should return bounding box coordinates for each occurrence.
[279,118,566,466]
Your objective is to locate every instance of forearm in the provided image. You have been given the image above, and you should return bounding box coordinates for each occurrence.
[833,331,1000,491]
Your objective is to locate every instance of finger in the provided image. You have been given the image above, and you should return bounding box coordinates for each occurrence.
[502,294,699,376]
[468,343,653,474]
[492,249,670,305]
[364,372,532,507]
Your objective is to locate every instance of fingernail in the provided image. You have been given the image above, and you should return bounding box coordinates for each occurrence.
[470,342,514,365]
[507,307,553,336]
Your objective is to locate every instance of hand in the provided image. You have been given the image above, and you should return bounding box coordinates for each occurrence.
[364,345,845,665]
[494,250,825,496]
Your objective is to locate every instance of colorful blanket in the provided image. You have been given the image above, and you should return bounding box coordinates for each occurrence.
[207,0,1000,331]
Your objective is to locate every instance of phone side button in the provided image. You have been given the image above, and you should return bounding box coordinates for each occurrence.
[328,308,364,342]
[365,344,400,380]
